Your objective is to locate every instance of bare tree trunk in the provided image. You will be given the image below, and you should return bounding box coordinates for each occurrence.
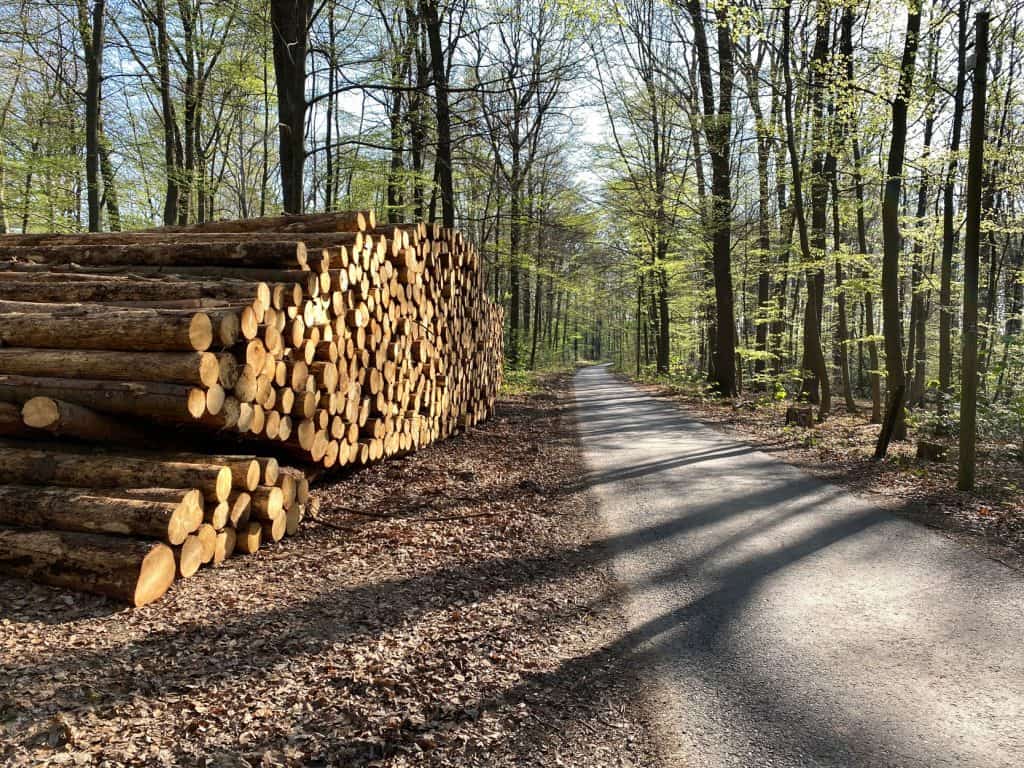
[940,2,969,410]
[80,0,105,232]
[879,2,922,446]
[421,0,453,227]
[688,1,736,396]
[98,126,120,231]
[906,72,936,408]
[780,2,828,420]
[741,47,772,384]
[960,10,989,491]
[270,0,313,215]
[800,11,831,415]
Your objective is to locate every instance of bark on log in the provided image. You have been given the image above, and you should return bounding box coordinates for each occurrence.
[1,241,308,269]
[1,401,34,437]
[143,210,373,234]
[234,521,261,554]
[0,309,212,351]
[0,527,175,606]
[0,231,371,249]
[0,442,232,501]
[1,261,311,283]
[0,375,217,426]
[1,350,225,387]
[21,397,150,444]
[0,277,263,304]
[0,485,202,545]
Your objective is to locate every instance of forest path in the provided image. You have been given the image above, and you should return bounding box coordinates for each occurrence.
[574,364,1024,768]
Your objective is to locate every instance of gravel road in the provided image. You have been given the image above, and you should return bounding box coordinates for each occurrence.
[575,364,1024,768]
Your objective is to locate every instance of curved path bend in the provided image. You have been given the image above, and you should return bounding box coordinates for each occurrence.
[575,364,1024,768]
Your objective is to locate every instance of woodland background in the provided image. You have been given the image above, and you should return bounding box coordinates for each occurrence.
[1,0,1020,474]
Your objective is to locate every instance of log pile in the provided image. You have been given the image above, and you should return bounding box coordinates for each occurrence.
[0,211,503,605]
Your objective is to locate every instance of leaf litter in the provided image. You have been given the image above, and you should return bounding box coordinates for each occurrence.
[0,373,663,767]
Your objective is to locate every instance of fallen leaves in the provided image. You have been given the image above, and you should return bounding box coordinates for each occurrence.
[0,374,660,768]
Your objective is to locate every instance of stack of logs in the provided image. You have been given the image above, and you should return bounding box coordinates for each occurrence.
[0,211,504,605]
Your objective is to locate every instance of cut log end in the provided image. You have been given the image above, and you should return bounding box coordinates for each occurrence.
[213,527,236,564]
[243,460,261,491]
[135,543,177,607]
[189,313,213,351]
[21,396,59,429]
[176,534,204,578]
[235,521,262,554]
[214,465,232,502]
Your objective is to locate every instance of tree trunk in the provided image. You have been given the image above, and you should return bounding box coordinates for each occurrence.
[688,1,736,395]
[98,127,121,231]
[879,3,922,446]
[421,0,453,227]
[154,0,180,225]
[80,0,105,232]
[270,0,313,214]
[906,83,936,408]
[799,11,831,415]
[851,133,881,422]
[940,4,970,410]
[780,2,826,420]
[959,11,989,491]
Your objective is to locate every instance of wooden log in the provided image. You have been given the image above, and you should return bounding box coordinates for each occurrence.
[0,485,202,545]
[195,523,217,563]
[213,527,236,564]
[205,501,229,529]
[0,349,225,387]
[234,521,262,554]
[0,375,215,426]
[261,514,286,543]
[0,261,312,284]
[21,397,150,444]
[0,528,175,606]
[0,277,264,304]
[0,308,212,352]
[1,241,309,269]
[176,534,204,578]
[142,210,373,234]
[165,453,274,489]
[0,231,371,249]
[250,486,284,521]
[228,492,251,527]
[917,441,948,462]
[0,401,35,437]
[0,442,232,501]
[285,505,301,536]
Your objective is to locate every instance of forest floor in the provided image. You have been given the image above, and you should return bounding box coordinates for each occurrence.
[629,372,1024,570]
[0,374,662,767]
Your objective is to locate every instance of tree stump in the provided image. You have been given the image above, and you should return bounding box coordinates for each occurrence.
[786,405,814,428]
[917,441,948,462]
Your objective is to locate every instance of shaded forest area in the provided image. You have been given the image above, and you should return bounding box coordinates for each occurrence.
[1,0,1022,490]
